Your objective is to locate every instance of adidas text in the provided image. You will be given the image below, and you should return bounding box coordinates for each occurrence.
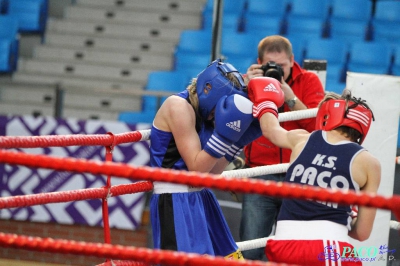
[263,83,279,93]
[226,120,241,132]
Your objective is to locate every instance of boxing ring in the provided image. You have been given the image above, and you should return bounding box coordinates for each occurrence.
[0,72,399,266]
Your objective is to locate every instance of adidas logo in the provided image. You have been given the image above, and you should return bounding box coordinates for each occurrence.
[263,83,279,93]
[226,120,241,132]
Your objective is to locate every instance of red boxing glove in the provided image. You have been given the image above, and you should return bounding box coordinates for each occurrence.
[247,77,285,119]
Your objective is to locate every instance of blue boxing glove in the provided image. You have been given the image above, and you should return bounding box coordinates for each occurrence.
[204,94,254,158]
[225,118,262,162]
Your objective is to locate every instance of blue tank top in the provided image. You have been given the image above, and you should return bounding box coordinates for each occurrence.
[149,90,213,170]
[277,130,364,227]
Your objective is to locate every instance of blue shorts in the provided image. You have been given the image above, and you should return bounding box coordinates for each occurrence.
[150,188,242,258]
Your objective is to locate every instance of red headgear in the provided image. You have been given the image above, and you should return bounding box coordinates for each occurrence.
[315,98,374,144]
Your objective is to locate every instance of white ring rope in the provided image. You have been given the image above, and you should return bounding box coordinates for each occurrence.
[277,108,318,122]
[137,108,320,142]
[236,236,274,251]
[221,163,289,178]
[139,129,151,141]
[390,220,400,230]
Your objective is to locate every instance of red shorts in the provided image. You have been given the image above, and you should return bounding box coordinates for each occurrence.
[266,239,363,266]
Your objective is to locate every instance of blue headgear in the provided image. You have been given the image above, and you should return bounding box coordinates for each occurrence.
[196,59,247,119]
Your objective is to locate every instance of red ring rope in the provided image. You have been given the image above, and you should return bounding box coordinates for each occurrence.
[0,149,399,221]
[0,131,145,148]
[0,181,153,209]
[0,232,289,266]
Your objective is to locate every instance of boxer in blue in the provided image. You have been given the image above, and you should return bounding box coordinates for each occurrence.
[149,59,261,259]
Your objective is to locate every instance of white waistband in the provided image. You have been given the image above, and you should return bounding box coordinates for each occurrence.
[153,181,204,194]
[274,220,349,242]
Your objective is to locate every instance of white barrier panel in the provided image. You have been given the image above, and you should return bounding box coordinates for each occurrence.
[347,72,400,265]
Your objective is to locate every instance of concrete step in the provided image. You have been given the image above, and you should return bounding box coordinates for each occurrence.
[0,82,141,112]
[46,17,186,42]
[62,106,121,121]
[0,101,54,118]
[0,84,55,105]
[12,71,145,92]
[75,0,207,14]
[0,100,121,121]
[17,58,153,84]
[63,5,202,29]
[63,90,140,112]
[44,32,177,54]
[33,45,173,70]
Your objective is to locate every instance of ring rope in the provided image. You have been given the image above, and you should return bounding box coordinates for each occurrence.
[390,220,400,230]
[0,149,399,220]
[221,163,290,178]
[0,107,398,264]
[0,109,317,149]
[1,184,398,251]
[0,232,287,266]
[0,181,153,209]
[0,130,147,149]
[236,236,274,251]
[0,177,398,251]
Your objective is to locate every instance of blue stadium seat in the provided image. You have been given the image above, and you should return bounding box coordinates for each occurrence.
[373,1,400,23]
[7,0,48,36]
[285,17,326,39]
[305,38,349,66]
[329,0,373,39]
[286,0,330,19]
[202,0,246,17]
[0,14,19,72]
[221,31,259,59]
[175,29,212,55]
[144,70,191,113]
[330,0,372,22]
[329,19,370,42]
[304,38,349,85]
[174,51,211,75]
[242,14,283,36]
[371,0,400,43]
[246,0,288,17]
[0,0,7,14]
[284,0,330,36]
[371,20,400,44]
[325,64,346,94]
[0,38,14,72]
[118,109,155,125]
[118,71,191,125]
[202,10,242,31]
[146,71,191,92]
[391,46,400,76]
[0,14,19,40]
[282,34,307,64]
[201,0,246,31]
[222,55,256,74]
[347,41,392,75]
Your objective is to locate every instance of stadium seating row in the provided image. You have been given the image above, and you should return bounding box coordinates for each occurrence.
[120,0,400,124]
[0,0,48,72]
[174,29,400,76]
[0,0,47,34]
[207,0,400,44]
